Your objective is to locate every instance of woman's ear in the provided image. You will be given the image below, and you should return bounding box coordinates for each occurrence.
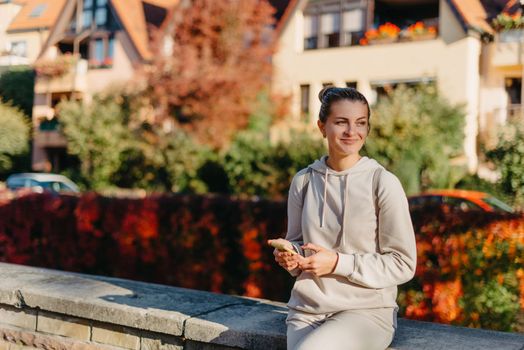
[317,119,326,138]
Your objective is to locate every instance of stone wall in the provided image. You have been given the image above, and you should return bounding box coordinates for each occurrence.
[0,263,523,350]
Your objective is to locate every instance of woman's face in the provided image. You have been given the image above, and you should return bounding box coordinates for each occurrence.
[317,100,369,158]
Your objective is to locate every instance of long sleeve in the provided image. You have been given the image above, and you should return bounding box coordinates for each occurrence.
[284,169,309,277]
[333,170,417,288]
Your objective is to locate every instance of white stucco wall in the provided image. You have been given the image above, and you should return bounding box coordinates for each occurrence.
[272,0,481,172]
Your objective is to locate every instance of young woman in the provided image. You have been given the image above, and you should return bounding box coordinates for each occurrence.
[268,87,417,350]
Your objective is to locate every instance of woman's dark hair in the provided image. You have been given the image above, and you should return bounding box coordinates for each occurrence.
[318,86,370,124]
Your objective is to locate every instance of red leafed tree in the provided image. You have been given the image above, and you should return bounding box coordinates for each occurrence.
[148,0,277,148]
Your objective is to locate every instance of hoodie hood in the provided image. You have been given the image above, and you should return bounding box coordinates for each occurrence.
[309,155,379,175]
[307,155,383,230]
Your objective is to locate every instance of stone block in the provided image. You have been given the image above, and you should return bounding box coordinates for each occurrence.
[91,323,139,350]
[0,304,37,330]
[184,340,240,350]
[139,332,184,350]
[184,302,287,350]
[37,311,90,340]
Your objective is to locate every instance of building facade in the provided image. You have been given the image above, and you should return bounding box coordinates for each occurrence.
[30,0,176,171]
[271,0,509,175]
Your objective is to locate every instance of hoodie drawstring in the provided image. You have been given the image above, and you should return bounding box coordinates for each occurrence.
[321,167,328,228]
[341,174,350,237]
[320,166,350,246]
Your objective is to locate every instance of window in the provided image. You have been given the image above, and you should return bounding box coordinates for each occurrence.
[304,15,319,50]
[10,41,27,57]
[82,0,109,29]
[321,12,340,48]
[303,0,367,50]
[322,82,334,88]
[342,9,364,46]
[94,39,104,62]
[346,81,357,89]
[89,35,115,67]
[30,4,47,18]
[300,84,310,121]
[95,7,108,26]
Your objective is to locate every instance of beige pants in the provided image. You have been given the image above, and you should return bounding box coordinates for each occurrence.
[286,307,396,350]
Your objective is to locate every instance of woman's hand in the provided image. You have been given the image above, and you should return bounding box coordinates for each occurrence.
[298,243,338,276]
[268,239,301,272]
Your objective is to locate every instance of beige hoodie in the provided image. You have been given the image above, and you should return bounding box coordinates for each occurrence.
[285,155,417,314]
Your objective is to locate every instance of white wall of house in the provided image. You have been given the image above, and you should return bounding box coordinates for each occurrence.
[272,0,482,173]
[0,2,23,54]
[85,31,138,96]
[4,29,50,64]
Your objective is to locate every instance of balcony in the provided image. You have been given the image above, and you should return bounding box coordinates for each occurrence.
[34,56,88,94]
[492,30,524,67]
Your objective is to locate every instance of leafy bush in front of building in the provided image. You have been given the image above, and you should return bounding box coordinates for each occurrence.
[0,67,35,117]
[365,84,466,195]
[0,102,30,175]
[486,122,524,207]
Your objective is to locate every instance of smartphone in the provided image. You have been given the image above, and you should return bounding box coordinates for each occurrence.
[269,240,297,255]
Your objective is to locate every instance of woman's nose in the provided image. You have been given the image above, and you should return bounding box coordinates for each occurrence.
[344,124,356,135]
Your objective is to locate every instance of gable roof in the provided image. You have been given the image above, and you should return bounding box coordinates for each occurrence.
[110,0,177,61]
[34,0,177,62]
[448,0,494,34]
[7,0,67,32]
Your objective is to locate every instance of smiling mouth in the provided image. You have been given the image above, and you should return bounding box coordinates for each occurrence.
[340,139,359,143]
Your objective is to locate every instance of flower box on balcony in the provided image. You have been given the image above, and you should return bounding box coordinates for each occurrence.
[368,37,397,45]
[34,54,78,78]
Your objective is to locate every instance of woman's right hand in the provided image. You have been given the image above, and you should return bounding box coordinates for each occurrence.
[268,239,301,272]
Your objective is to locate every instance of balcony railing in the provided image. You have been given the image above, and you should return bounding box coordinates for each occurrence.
[34,56,88,94]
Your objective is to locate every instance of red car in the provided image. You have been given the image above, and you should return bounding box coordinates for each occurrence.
[408,189,514,214]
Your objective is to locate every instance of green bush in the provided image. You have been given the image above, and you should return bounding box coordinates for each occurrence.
[221,101,325,198]
[0,102,30,175]
[486,122,524,207]
[0,67,35,117]
[58,97,129,190]
[364,84,466,195]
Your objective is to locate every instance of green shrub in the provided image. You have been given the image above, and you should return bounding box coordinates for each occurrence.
[486,122,524,207]
[0,67,35,117]
[0,101,30,175]
[365,84,466,195]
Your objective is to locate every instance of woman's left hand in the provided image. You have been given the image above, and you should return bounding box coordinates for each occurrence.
[298,243,339,276]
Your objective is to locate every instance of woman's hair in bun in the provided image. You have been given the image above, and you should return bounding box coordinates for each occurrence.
[318,86,370,124]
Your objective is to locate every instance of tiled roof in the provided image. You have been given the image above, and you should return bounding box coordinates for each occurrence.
[111,0,178,61]
[449,0,494,34]
[142,0,178,8]
[7,0,67,32]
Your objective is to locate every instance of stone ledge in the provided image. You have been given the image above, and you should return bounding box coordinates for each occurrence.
[0,262,523,350]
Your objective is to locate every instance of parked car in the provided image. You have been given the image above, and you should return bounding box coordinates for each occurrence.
[408,189,514,214]
[6,173,79,193]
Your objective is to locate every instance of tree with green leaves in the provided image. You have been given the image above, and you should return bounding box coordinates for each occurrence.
[486,122,524,207]
[0,67,35,117]
[0,102,30,174]
[57,97,129,190]
[364,85,466,194]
